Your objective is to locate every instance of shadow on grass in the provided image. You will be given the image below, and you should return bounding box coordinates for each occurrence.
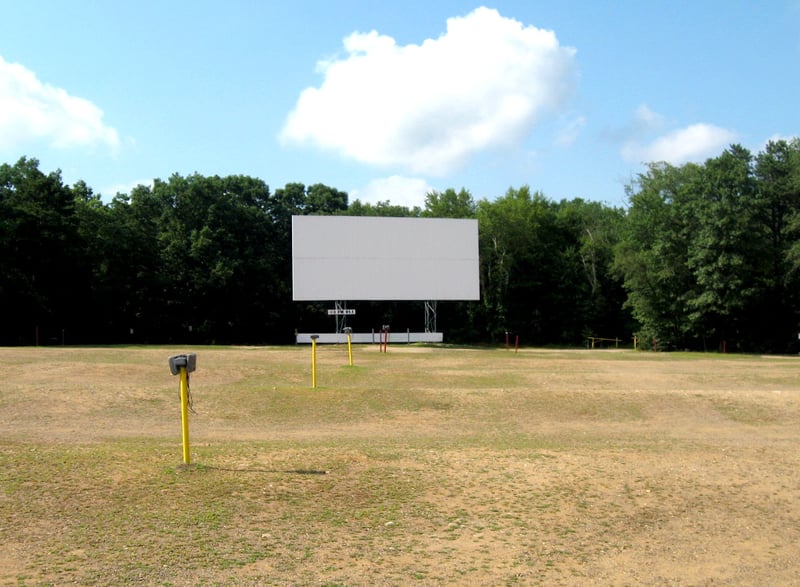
[176,463,329,475]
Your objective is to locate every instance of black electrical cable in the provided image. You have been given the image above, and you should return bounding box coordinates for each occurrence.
[186,372,197,414]
[177,370,197,414]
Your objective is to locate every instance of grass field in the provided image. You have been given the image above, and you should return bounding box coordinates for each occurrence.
[1,344,799,586]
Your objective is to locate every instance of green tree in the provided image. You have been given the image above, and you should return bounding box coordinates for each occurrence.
[73,179,115,339]
[422,188,476,218]
[146,173,284,342]
[555,198,628,341]
[305,183,348,215]
[617,142,800,352]
[684,145,758,348]
[476,186,564,342]
[754,138,800,349]
[0,157,87,344]
[615,162,701,348]
[347,199,421,217]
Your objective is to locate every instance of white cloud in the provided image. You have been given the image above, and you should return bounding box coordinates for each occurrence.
[350,175,434,208]
[633,104,665,134]
[555,115,586,147]
[0,55,120,153]
[623,123,738,165]
[280,7,577,176]
[604,104,665,144]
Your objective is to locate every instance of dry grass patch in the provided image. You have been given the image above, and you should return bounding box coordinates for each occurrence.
[1,345,800,585]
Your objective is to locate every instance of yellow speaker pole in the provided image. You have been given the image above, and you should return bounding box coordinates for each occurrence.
[310,335,319,388]
[179,366,191,465]
[344,327,353,366]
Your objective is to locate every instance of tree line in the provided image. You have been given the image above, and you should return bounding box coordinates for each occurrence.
[1,139,798,351]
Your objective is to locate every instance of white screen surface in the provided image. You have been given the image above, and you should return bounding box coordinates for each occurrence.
[291,216,479,301]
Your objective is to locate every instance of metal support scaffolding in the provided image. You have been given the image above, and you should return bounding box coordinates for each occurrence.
[334,301,348,333]
[424,300,437,333]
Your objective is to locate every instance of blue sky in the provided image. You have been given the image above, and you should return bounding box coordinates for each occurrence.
[1,1,798,208]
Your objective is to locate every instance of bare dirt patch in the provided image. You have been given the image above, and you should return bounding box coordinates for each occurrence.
[1,346,799,585]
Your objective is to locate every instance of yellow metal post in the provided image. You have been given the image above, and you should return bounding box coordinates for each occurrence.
[345,328,353,367]
[311,335,319,388]
[179,367,191,465]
